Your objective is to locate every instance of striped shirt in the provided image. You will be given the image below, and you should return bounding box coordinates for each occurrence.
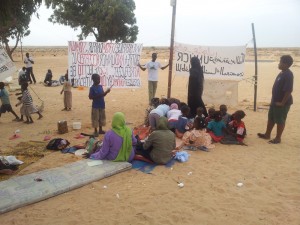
[22,90,33,106]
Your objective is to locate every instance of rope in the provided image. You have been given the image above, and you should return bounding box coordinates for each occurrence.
[29,86,43,101]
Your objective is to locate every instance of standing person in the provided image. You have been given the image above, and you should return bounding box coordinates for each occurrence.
[18,67,27,85]
[0,82,20,121]
[188,56,208,118]
[89,73,111,137]
[138,53,169,104]
[258,55,294,144]
[60,72,72,111]
[24,52,36,84]
[18,82,43,124]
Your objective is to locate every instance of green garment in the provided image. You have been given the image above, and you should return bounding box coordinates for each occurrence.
[112,112,133,162]
[143,117,176,164]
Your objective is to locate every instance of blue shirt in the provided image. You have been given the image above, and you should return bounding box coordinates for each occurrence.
[175,116,189,133]
[207,120,226,136]
[0,88,10,105]
[89,85,105,109]
[271,69,293,106]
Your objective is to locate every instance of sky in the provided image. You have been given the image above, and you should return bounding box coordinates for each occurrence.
[12,0,300,47]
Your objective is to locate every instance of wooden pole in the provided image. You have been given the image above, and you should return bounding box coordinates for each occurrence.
[252,23,258,112]
[167,0,177,98]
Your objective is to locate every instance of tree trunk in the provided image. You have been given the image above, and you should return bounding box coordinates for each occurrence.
[3,33,20,62]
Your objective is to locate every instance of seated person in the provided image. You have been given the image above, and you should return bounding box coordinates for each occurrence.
[175,105,192,138]
[144,97,160,127]
[195,106,206,119]
[205,107,215,126]
[148,98,170,130]
[137,117,176,165]
[83,112,136,162]
[206,111,228,142]
[44,69,53,86]
[167,103,181,131]
[220,104,231,126]
[177,116,215,150]
[221,110,247,145]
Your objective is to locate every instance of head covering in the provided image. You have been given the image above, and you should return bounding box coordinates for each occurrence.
[156,117,169,130]
[170,103,178,110]
[112,112,133,162]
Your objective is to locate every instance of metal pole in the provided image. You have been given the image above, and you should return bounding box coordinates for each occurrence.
[252,23,258,112]
[167,0,177,98]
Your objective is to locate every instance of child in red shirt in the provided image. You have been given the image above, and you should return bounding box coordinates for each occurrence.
[228,110,246,143]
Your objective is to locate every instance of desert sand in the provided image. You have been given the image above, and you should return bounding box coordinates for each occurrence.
[0,47,299,225]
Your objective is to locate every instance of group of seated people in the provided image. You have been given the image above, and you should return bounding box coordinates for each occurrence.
[83,97,247,165]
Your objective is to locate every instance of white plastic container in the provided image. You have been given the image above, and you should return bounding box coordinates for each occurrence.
[73,122,81,130]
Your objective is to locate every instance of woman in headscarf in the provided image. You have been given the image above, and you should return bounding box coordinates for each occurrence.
[141,117,176,164]
[84,112,136,162]
[188,56,208,118]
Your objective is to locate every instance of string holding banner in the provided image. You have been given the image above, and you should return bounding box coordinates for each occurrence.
[68,41,143,88]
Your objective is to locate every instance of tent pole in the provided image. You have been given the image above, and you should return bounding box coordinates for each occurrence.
[167,0,177,98]
[252,23,258,112]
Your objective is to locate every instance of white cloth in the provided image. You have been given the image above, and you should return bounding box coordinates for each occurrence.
[145,61,162,81]
[167,109,182,121]
[24,56,34,68]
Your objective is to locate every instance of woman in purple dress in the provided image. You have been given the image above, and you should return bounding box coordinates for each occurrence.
[83,112,136,162]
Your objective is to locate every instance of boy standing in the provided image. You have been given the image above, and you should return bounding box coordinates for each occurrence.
[89,74,111,136]
[0,82,20,121]
[138,53,169,104]
[258,55,294,144]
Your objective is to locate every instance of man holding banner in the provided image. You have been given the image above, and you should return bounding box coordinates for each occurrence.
[138,53,169,104]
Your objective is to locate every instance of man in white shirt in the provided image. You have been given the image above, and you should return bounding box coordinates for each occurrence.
[138,53,169,104]
[24,52,36,84]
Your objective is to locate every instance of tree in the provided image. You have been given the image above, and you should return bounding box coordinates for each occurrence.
[45,0,138,43]
[0,0,42,61]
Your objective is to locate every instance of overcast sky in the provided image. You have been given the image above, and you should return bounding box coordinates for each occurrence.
[13,0,300,47]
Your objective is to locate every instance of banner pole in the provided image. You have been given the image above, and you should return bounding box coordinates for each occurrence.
[252,23,258,112]
[167,0,177,98]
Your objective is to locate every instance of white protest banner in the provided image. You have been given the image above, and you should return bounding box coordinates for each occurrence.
[174,42,246,80]
[0,45,16,82]
[68,41,143,87]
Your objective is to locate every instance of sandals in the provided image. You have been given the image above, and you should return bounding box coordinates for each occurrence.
[257,133,270,140]
[268,139,281,144]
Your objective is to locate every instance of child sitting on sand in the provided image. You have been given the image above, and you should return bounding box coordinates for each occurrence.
[177,116,215,150]
[195,106,206,119]
[229,110,246,141]
[220,104,231,126]
[175,105,193,138]
[205,107,215,126]
[206,110,228,142]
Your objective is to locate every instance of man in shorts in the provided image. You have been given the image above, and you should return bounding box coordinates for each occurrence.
[257,55,294,144]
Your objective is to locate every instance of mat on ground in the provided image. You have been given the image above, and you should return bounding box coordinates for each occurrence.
[0,159,131,214]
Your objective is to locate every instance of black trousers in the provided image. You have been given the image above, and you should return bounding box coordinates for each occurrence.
[26,67,36,83]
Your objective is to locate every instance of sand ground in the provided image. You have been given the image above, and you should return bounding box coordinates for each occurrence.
[0,47,299,225]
